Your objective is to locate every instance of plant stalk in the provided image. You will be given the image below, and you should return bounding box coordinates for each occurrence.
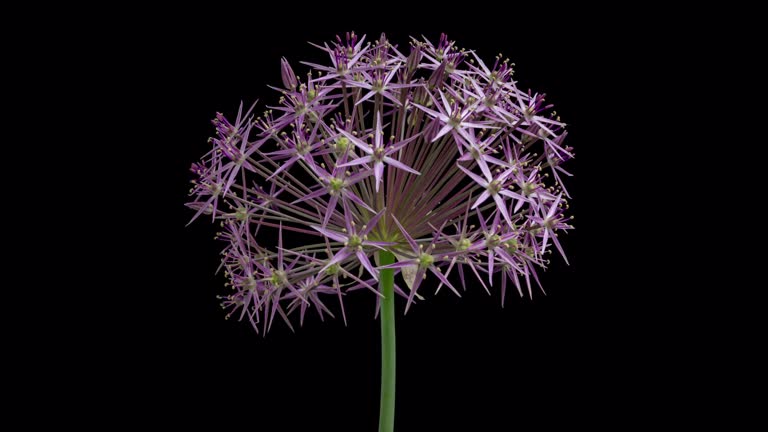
[378,250,396,432]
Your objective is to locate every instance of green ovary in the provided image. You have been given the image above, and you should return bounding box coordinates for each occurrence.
[522,182,536,195]
[504,238,519,250]
[329,177,345,192]
[486,234,501,249]
[418,253,434,269]
[326,263,341,275]
[334,136,349,152]
[270,270,287,287]
[347,234,363,249]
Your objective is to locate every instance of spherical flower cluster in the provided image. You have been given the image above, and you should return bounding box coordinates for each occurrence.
[187,33,574,333]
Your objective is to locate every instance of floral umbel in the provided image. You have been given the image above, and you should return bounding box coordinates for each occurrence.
[187,32,574,334]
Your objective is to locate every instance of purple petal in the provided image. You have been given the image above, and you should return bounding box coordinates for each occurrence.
[362,207,387,236]
[404,268,426,314]
[337,129,373,154]
[541,228,550,255]
[384,156,420,175]
[310,225,347,243]
[472,190,491,210]
[466,260,490,295]
[476,157,493,181]
[365,240,399,249]
[547,193,563,219]
[487,250,495,286]
[357,250,379,279]
[337,155,373,168]
[322,195,339,227]
[499,189,525,201]
[355,90,376,105]
[292,187,327,204]
[391,215,418,252]
[493,194,514,227]
[374,111,383,148]
[379,261,417,269]
[430,267,460,297]
[550,231,569,265]
[320,249,352,273]
[374,162,384,192]
[457,164,488,187]
[345,190,375,212]
[412,102,443,119]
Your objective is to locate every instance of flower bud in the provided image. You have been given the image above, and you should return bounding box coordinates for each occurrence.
[280,57,297,90]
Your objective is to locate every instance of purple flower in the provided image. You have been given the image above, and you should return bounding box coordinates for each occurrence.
[382,216,461,312]
[337,112,421,192]
[414,92,497,148]
[311,203,394,280]
[187,33,573,332]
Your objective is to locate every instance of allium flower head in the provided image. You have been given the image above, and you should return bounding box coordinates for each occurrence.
[187,33,574,333]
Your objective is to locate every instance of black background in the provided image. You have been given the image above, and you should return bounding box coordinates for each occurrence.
[106,14,648,431]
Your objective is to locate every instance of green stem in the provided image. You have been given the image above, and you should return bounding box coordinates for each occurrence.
[378,250,396,432]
